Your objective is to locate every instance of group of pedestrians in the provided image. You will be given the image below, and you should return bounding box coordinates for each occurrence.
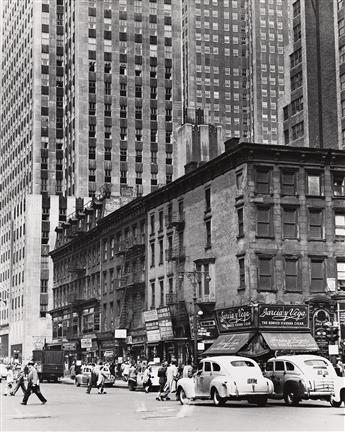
[85,361,109,394]
[3,362,47,405]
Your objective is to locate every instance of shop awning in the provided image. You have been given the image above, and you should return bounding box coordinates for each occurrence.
[203,332,254,356]
[261,332,319,352]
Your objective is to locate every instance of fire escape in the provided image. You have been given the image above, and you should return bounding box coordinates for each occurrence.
[115,233,145,329]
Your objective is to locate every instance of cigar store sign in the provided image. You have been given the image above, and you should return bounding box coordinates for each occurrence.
[258,305,309,329]
[216,306,254,332]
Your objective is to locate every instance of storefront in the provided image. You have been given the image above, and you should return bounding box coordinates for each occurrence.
[204,304,319,360]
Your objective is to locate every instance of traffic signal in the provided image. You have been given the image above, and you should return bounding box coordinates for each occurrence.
[325,326,340,343]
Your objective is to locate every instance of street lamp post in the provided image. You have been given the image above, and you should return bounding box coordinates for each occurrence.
[179,269,211,369]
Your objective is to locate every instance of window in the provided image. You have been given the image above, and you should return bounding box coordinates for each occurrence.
[159,280,164,306]
[333,173,345,196]
[340,45,345,65]
[293,0,301,17]
[281,171,296,195]
[284,257,300,292]
[307,173,321,195]
[206,220,212,248]
[309,209,323,239]
[238,257,245,290]
[293,23,301,42]
[255,168,271,194]
[337,262,345,291]
[310,258,325,292]
[291,72,302,91]
[341,73,345,91]
[159,239,163,264]
[290,48,302,68]
[150,214,155,234]
[275,361,284,371]
[258,256,274,291]
[151,281,155,308]
[150,242,155,267]
[237,208,244,237]
[286,362,295,371]
[257,206,273,237]
[158,211,163,232]
[335,213,345,236]
[291,97,303,115]
[282,207,298,238]
[205,188,211,212]
[339,19,345,37]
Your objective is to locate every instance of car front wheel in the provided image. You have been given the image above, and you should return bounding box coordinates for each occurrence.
[283,388,300,406]
[177,387,190,405]
[212,388,226,407]
[330,398,342,408]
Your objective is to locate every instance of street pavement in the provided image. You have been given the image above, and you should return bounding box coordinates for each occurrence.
[1,381,344,432]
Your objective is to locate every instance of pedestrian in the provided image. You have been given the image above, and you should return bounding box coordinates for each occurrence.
[182,359,193,378]
[70,362,76,379]
[128,361,137,391]
[165,360,179,400]
[142,365,152,393]
[156,361,168,401]
[10,365,28,396]
[4,365,14,396]
[21,362,47,405]
[335,357,344,377]
[122,360,130,381]
[86,363,98,394]
[96,362,108,394]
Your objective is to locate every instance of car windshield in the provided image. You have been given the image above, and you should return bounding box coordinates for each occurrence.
[304,360,328,367]
[230,360,255,367]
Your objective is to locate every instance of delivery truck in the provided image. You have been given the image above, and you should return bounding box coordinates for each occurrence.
[32,350,64,382]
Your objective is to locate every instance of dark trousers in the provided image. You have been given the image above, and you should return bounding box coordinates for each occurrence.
[11,378,27,395]
[22,383,47,404]
[86,376,96,393]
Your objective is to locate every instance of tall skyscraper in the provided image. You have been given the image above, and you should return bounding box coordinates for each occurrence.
[182,0,289,145]
[0,0,182,361]
[279,0,339,149]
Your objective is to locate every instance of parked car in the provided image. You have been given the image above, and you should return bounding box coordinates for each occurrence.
[176,356,274,407]
[75,365,115,387]
[0,363,8,382]
[264,354,338,406]
[330,375,345,407]
[136,362,160,391]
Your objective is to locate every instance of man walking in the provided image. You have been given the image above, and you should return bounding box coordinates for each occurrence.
[21,362,47,405]
[10,365,28,396]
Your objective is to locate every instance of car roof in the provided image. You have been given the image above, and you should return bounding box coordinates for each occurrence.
[267,355,330,365]
[202,356,257,364]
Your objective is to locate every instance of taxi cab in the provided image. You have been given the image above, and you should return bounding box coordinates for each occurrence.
[264,354,337,406]
[177,356,273,406]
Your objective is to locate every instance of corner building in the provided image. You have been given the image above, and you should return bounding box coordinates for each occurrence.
[50,141,345,363]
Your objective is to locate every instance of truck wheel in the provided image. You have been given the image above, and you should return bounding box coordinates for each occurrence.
[283,387,300,406]
[212,388,226,407]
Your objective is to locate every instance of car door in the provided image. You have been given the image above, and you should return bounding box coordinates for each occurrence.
[194,362,205,397]
[200,362,213,396]
[272,361,285,395]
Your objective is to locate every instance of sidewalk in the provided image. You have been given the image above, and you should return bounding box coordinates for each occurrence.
[59,376,128,388]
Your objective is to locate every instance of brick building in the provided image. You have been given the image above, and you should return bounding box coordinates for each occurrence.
[50,140,345,363]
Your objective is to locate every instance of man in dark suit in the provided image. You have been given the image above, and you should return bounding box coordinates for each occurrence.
[21,362,47,405]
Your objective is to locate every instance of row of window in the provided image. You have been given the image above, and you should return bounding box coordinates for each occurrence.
[243,255,345,293]
[242,207,345,240]
[253,167,345,197]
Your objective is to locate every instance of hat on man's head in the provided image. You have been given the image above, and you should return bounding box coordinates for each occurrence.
[28,361,34,366]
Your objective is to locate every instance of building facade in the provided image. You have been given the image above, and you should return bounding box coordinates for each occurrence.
[0,0,182,361]
[280,0,339,149]
[50,141,345,363]
[182,0,289,144]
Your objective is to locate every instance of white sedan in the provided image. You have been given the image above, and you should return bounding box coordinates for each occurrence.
[177,356,274,407]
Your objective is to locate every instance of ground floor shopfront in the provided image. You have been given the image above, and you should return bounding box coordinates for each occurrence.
[203,302,336,363]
